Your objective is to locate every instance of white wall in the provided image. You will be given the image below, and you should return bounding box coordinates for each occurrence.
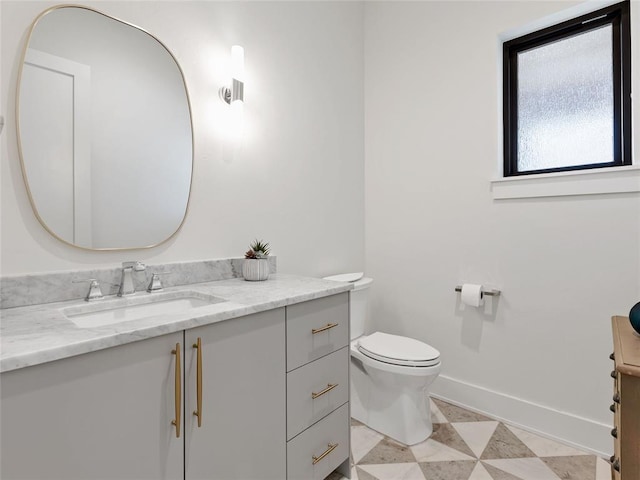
[0,1,364,275]
[364,1,640,455]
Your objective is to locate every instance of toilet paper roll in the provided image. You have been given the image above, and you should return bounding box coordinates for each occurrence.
[461,284,484,307]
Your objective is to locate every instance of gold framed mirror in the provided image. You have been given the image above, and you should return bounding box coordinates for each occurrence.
[17,5,194,250]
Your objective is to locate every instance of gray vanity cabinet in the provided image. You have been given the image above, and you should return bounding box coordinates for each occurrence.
[285,292,351,480]
[0,295,348,480]
[0,309,286,480]
[184,307,286,480]
[0,331,184,480]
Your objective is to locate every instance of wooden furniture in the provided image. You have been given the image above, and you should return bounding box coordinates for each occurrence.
[0,294,350,480]
[610,315,640,480]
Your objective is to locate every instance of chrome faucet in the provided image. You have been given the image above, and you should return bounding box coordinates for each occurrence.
[73,278,104,302]
[147,273,165,293]
[118,261,146,297]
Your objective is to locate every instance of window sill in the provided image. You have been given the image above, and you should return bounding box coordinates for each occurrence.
[491,166,640,199]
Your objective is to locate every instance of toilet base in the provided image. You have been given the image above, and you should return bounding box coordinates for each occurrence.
[350,356,436,446]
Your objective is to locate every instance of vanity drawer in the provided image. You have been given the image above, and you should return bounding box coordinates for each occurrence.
[287,347,349,440]
[287,403,350,480]
[286,293,349,372]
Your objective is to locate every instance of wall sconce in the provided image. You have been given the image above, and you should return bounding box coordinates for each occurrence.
[219,45,244,106]
[219,45,244,140]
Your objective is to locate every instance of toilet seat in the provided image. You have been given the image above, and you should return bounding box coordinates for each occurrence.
[357,332,440,367]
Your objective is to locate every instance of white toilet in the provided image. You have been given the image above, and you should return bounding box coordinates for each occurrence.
[323,273,441,446]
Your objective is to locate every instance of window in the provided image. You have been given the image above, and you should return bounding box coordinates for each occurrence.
[503,1,631,177]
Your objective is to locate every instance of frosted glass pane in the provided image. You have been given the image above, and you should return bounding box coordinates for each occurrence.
[517,25,613,172]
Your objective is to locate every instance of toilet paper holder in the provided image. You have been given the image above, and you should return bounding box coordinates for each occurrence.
[454,286,501,297]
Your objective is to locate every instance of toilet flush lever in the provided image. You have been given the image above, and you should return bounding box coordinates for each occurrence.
[312,323,339,334]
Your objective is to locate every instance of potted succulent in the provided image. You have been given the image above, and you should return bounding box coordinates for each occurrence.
[243,239,271,281]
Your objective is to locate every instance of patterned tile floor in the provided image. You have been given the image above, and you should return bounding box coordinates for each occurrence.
[329,398,611,480]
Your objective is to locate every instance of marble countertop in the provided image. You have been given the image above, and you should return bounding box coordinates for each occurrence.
[0,274,352,373]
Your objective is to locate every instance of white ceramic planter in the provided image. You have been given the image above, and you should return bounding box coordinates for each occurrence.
[243,259,270,281]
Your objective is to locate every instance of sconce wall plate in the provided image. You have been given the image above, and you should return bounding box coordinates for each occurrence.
[219,78,243,104]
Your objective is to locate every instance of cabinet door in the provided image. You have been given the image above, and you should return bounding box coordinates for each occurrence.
[185,309,286,480]
[0,332,184,480]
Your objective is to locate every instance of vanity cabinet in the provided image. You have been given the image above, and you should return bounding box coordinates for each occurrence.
[184,307,286,479]
[610,316,640,480]
[0,308,284,480]
[0,293,349,480]
[0,331,184,479]
[286,292,351,480]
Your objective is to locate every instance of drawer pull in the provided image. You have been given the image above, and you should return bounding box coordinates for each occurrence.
[312,323,339,335]
[611,370,617,379]
[613,392,620,404]
[312,383,338,399]
[610,456,620,472]
[312,443,338,465]
[611,427,618,439]
[610,403,616,413]
[610,352,615,361]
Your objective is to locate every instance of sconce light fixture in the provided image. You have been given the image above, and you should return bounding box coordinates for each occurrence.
[219,45,244,106]
[219,45,244,141]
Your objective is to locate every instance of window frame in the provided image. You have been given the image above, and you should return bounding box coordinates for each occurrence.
[502,0,631,177]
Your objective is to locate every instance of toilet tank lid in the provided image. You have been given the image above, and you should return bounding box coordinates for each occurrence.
[323,272,364,282]
[323,273,373,291]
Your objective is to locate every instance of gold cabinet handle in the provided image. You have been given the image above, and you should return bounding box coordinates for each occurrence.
[311,383,338,399]
[312,323,338,334]
[171,343,181,438]
[193,337,203,427]
[312,443,338,465]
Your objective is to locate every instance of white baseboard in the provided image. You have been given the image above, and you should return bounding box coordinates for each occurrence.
[430,374,613,457]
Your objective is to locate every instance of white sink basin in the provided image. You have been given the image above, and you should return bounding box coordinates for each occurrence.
[63,291,226,328]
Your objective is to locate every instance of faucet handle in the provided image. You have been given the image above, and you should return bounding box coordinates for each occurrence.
[73,278,104,302]
[122,261,146,272]
[147,272,169,293]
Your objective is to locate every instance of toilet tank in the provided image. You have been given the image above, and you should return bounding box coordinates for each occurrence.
[322,274,373,340]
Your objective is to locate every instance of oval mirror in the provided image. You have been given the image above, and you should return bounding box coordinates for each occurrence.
[17,6,193,250]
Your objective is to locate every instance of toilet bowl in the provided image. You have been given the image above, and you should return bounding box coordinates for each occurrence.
[323,274,441,446]
[350,332,441,445]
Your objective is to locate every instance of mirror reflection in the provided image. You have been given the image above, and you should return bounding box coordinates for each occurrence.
[18,6,193,250]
